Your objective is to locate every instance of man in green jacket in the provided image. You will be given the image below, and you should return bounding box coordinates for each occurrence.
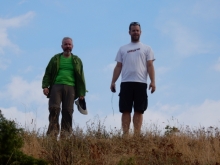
[42,37,86,137]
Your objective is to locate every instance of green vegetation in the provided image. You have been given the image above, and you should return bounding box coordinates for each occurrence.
[0,110,48,165]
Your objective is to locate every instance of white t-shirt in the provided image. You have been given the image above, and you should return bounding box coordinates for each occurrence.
[115,42,154,83]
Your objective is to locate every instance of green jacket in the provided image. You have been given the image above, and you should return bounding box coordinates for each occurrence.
[42,53,86,99]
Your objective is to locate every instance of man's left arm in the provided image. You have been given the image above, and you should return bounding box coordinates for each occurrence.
[147,60,156,93]
[77,58,86,100]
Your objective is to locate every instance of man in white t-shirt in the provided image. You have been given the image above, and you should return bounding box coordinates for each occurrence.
[110,22,156,135]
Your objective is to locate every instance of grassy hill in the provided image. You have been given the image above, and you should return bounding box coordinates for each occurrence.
[21,123,220,165]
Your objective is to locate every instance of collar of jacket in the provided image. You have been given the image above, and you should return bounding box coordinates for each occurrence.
[57,53,79,64]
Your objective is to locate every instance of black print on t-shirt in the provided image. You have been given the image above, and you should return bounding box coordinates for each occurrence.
[127,48,140,53]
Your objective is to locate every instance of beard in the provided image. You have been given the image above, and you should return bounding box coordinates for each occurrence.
[131,35,140,42]
[63,48,72,54]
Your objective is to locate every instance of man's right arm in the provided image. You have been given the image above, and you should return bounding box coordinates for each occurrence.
[42,57,54,96]
[110,62,122,92]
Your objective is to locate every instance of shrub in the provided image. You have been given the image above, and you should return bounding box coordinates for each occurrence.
[0,110,48,165]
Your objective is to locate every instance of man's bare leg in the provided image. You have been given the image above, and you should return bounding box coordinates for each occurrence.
[122,112,131,135]
[133,112,143,135]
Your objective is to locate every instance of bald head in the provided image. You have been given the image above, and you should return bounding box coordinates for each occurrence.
[62,37,73,44]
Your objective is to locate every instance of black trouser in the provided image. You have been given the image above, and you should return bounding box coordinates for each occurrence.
[47,84,75,136]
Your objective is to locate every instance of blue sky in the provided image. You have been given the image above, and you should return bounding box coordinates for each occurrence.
[0,0,220,132]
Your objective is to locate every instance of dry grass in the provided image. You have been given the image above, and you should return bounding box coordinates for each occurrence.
[21,122,220,165]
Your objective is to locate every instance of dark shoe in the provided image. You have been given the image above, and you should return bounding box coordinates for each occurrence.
[75,99,88,115]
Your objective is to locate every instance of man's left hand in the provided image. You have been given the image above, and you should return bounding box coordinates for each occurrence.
[149,82,156,93]
[79,96,84,100]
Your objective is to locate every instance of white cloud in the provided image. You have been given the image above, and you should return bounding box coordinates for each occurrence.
[86,93,100,101]
[156,66,170,75]
[192,1,220,20]
[155,66,170,83]
[0,11,35,29]
[177,99,220,127]
[0,105,122,134]
[160,22,210,57]
[98,113,122,131]
[156,1,218,58]
[0,12,35,69]
[213,57,220,72]
[0,74,116,133]
[1,75,46,106]
[1,75,219,133]
[0,74,50,132]
[0,57,10,70]
[0,106,48,132]
[1,92,220,134]
[103,62,116,72]
[145,99,220,130]
[0,11,35,53]
[19,0,28,5]
[20,66,33,74]
[78,98,220,133]
[0,28,19,54]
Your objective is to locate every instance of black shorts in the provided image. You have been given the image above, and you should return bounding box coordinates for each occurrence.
[119,82,148,114]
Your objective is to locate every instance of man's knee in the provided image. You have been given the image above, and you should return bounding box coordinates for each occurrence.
[61,108,73,115]
[122,112,131,117]
[134,111,143,115]
[49,107,60,114]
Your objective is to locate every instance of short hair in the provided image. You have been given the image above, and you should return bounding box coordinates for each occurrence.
[62,37,73,44]
[129,22,141,30]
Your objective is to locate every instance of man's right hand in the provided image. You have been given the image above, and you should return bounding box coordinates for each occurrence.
[110,83,116,93]
[43,88,49,96]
